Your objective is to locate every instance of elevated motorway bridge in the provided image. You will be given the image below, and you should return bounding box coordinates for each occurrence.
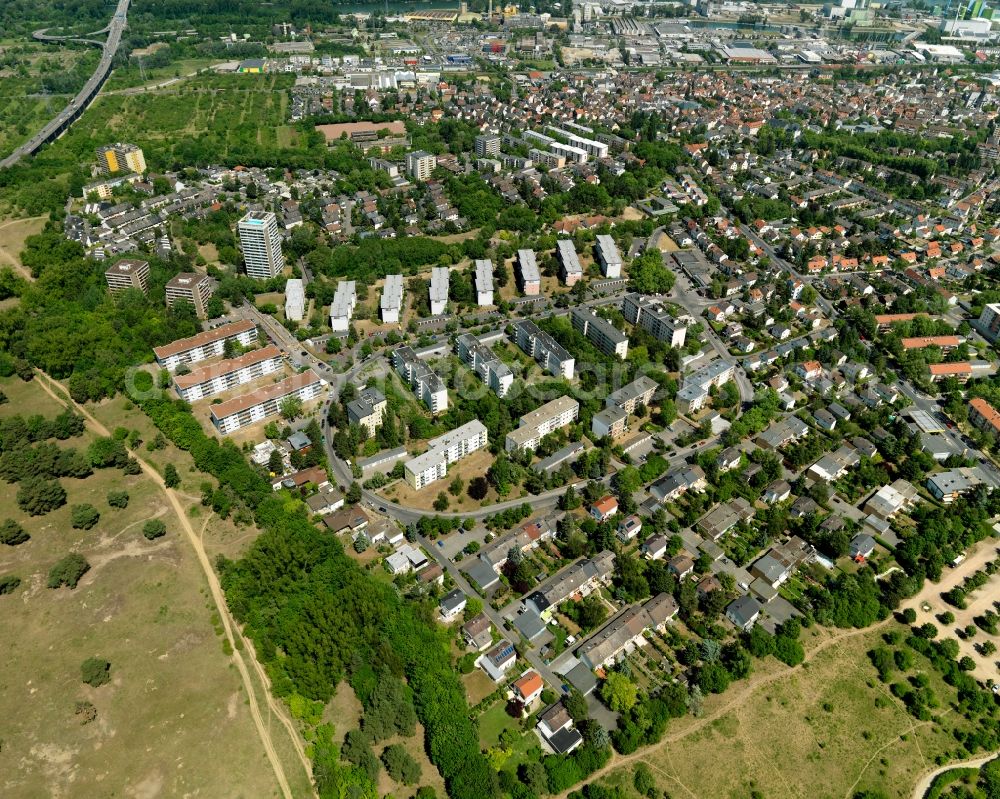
[1,0,130,170]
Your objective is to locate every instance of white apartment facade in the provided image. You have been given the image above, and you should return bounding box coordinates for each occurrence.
[173,344,283,401]
[238,211,285,280]
[153,319,258,371]
[210,369,325,434]
[381,273,404,324]
[505,396,580,453]
[404,420,488,489]
[429,266,450,316]
[285,278,305,322]
[329,280,357,332]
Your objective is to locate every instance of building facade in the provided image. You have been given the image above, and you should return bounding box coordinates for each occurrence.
[513,320,575,379]
[381,273,404,324]
[104,259,150,295]
[210,369,324,433]
[517,249,541,295]
[153,319,258,371]
[429,266,450,316]
[165,273,214,318]
[571,307,629,359]
[404,420,488,489]
[238,211,285,280]
[505,395,580,452]
[392,345,448,413]
[622,293,688,348]
[456,333,513,398]
[330,280,357,332]
[96,143,146,175]
[173,344,283,401]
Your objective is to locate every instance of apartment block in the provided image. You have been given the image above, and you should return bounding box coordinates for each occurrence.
[210,369,324,434]
[594,235,622,279]
[284,278,305,322]
[406,150,437,181]
[969,397,1000,437]
[173,344,283,402]
[622,293,688,348]
[676,359,736,414]
[329,280,357,332]
[547,127,610,159]
[607,375,657,413]
[571,307,628,359]
[456,333,513,398]
[347,387,387,437]
[977,303,1000,342]
[474,134,501,157]
[505,395,580,453]
[404,420,488,490]
[591,405,628,439]
[392,345,448,413]
[104,259,150,295]
[528,148,566,169]
[238,211,285,280]
[153,319,258,371]
[557,239,583,286]
[165,273,214,318]
[96,142,146,175]
[517,249,541,295]
[429,266,450,316]
[381,273,404,324]
[474,259,494,306]
[513,320,575,379]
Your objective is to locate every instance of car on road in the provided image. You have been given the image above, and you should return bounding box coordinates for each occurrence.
[378,506,387,513]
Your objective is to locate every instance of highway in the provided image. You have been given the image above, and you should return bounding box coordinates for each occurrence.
[0,0,130,170]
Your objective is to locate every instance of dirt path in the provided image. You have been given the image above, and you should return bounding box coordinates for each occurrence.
[910,752,998,799]
[553,621,890,799]
[34,372,311,799]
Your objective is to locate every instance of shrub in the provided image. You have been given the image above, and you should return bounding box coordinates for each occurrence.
[47,552,90,589]
[0,574,21,594]
[81,657,111,687]
[382,743,421,785]
[70,504,100,530]
[107,490,129,509]
[0,518,29,545]
[142,519,166,540]
[16,476,67,515]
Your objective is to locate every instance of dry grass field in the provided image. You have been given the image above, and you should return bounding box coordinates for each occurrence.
[0,376,303,799]
[580,623,973,799]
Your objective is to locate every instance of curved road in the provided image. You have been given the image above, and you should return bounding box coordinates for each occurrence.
[911,752,998,799]
[1,0,130,169]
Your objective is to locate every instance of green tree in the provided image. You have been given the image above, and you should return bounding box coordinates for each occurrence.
[449,476,464,497]
[381,743,421,785]
[600,672,638,713]
[47,552,90,589]
[70,504,100,530]
[16,477,67,515]
[142,519,166,540]
[280,395,304,421]
[347,481,362,504]
[0,518,29,545]
[163,463,181,488]
[80,657,111,687]
[107,490,129,509]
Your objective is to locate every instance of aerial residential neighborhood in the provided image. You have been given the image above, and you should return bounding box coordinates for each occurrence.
[7,0,1000,797]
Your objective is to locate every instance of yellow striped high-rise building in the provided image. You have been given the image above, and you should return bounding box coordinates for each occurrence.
[96,143,146,175]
